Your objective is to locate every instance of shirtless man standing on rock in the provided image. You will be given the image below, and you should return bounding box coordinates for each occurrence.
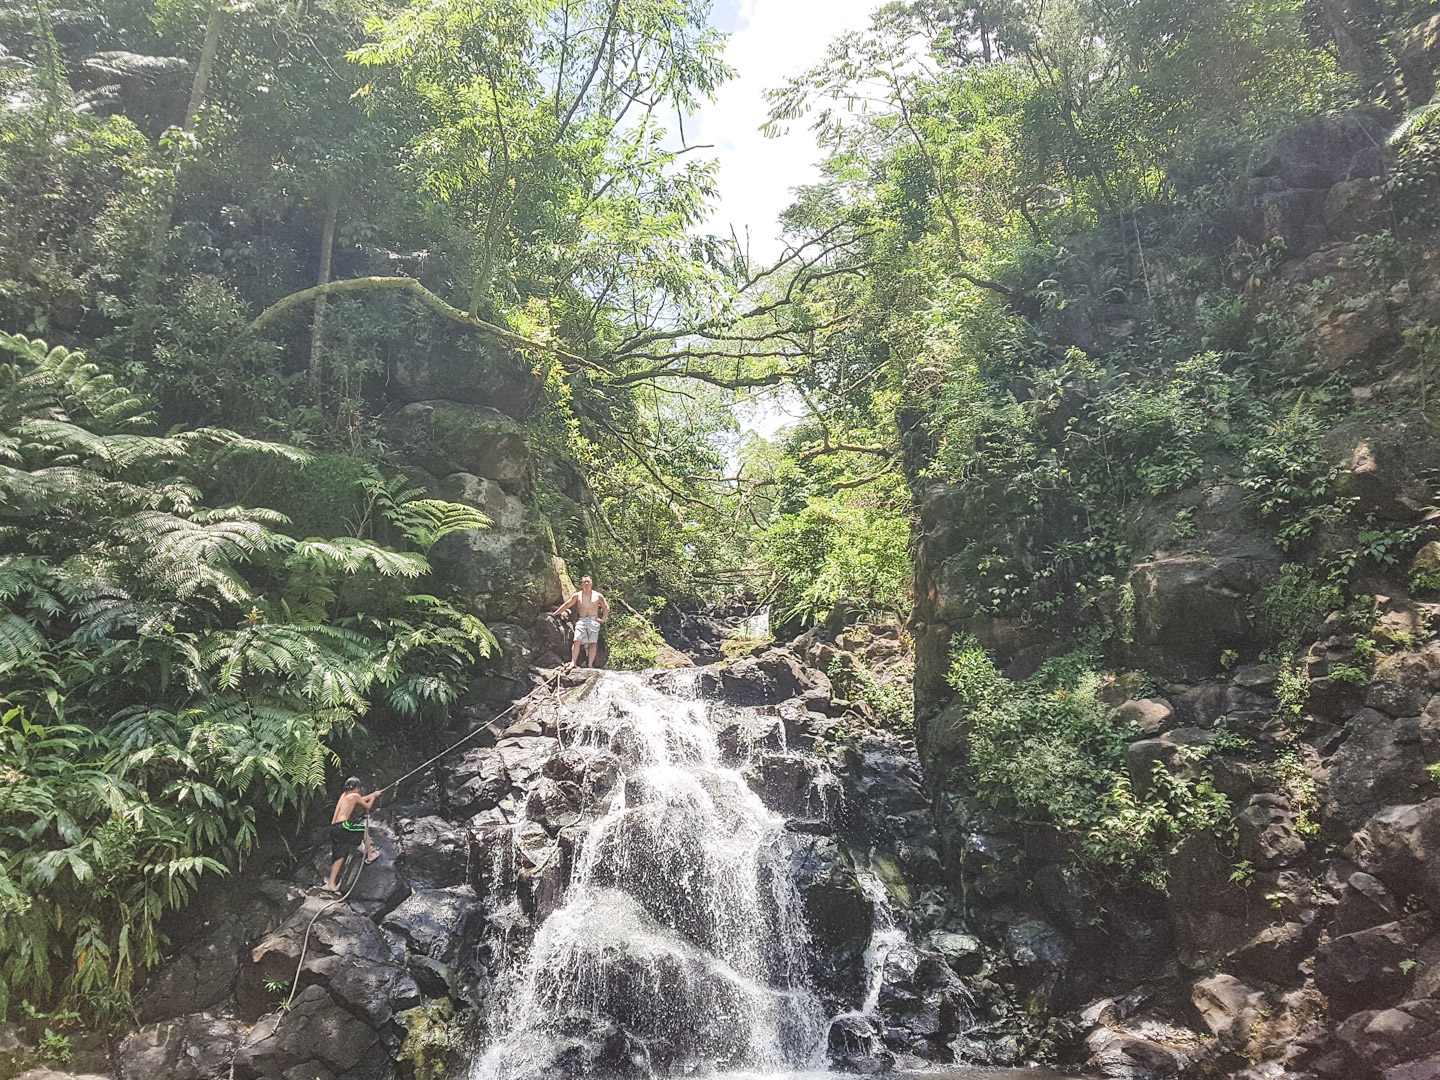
[550,575,611,670]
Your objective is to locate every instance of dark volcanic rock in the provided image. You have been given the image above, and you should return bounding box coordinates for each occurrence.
[233,985,390,1080]
[443,748,511,817]
[1315,919,1427,1015]
[135,914,245,1021]
[1322,705,1440,831]
[699,649,810,705]
[382,887,484,969]
[118,1014,247,1080]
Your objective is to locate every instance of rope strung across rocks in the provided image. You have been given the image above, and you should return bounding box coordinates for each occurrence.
[283,669,566,1008]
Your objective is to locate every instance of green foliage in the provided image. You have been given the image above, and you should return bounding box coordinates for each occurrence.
[762,491,912,627]
[604,613,667,671]
[947,637,1229,886]
[829,656,914,731]
[0,334,492,1023]
[1261,564,1342,647]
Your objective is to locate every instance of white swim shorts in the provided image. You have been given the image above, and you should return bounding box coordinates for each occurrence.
[573,616,601,644]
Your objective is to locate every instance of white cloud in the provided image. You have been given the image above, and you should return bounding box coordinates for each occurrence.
[688,0,878,264]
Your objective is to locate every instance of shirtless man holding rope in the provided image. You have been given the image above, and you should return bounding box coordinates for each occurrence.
[322,777,380,893]
[550,575,611,670]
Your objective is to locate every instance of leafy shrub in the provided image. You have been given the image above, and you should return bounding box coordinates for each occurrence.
[604,613,666,670]
[947,637,1229,886]
[763,495,911,627]
[0,333,492,1023]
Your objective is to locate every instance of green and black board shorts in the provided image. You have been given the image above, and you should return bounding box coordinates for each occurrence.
[328,820,365,860]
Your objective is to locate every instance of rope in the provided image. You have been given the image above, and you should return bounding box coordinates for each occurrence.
[379,669,565,796]
[283,669,564,1008]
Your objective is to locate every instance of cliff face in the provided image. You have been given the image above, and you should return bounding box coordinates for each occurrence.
[906,109,1440,1078]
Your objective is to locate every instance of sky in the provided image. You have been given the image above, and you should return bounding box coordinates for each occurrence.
[686,0,879,440]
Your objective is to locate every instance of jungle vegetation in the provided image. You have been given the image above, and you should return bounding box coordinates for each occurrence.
[0,0,1436,1024]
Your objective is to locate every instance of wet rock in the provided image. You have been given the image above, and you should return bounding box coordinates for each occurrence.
[305,958,420,1028]
[1335,871,1401,935]
[234,985,388,1080]
[1322,706,1440,830]
[524,776,581,832]
[117,1015,247,1080]
[750,753,834,818]
[1314,919,1426,1015]
[1004,918,1074,973]
[716,716,786,763]
[443,748,510,818]
[136,914,245,1021]
[396,815,467,888]
[494,736,559,788]
[381,887,484,969]
[699,650,810,706]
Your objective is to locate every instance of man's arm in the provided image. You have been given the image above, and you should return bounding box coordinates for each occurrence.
[598,594,611,622]
[360,791,382,809]
[549,592,577,618]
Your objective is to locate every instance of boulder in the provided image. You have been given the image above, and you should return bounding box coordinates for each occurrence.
[1314,920,1426,1015]
[309,959,420,1028]
[425,473,561,622]
[1231,922,1312,986]
[117,1014,248,1080]
[386,401,530,493]
[443,748,510,817]
[381,886,484,969]
[1234,793,1307,869]
[1325,177,1391,241]
[1348,801,1440,906]
[1337,999,1440,1074]
[1336,871,1403,935]
[1125,729,1216,798]
[389,337,544,419]
[1083,1013,1205,1078]
[1325,413,1440,522]
[1323,707,1440,831]
[1192,973,1267,1051]
[699,650,809,706]
[1368,652,1440,718]
[1115,698,1175,736]
[1310,294,1394,370]
[750,753,835,818]
[523,776,581,832]
[396,815,467,888]
[1253,108,1393,189]
[233,985,388,1079]
[1128,553,1277,681]
[1169,832,1271,969]
[136,914,246,1021]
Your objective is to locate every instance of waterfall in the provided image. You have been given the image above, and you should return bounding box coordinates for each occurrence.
[470,672,830,1080]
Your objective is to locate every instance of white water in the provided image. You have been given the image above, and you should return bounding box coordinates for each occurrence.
[471,672,830,1080]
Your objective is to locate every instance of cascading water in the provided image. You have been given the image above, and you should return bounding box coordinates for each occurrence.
[471,671,831,1080]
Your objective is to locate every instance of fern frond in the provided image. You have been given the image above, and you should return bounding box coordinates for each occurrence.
[289,537,428,578]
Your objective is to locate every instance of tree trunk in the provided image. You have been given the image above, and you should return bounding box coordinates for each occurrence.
[185,0,226,126]
[309,197,338,405]
[1313,0,1386,82]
